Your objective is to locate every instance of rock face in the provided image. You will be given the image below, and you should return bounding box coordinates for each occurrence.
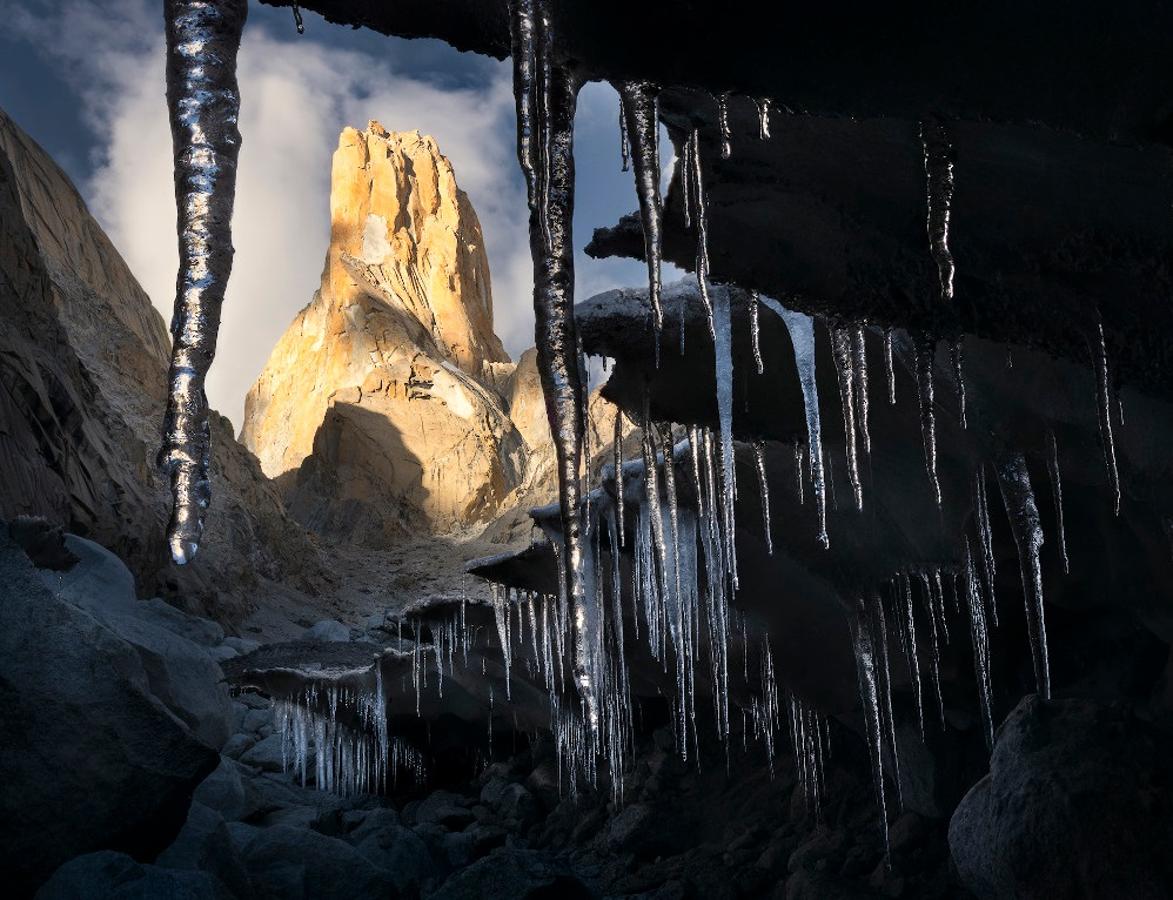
[243,123,546,544]
[949,695,1173,899]
[0,529,219,895]
[0,108,321,623]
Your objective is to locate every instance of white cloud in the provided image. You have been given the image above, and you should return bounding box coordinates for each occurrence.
[6,1,676,430]
[7,0,532,429]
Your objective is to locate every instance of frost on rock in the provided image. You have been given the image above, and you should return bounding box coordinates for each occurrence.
[996,452,1051,700]
[159,0,247,565]
[620,81,664,347]
[510,0,593,723]
[920,119,956,303]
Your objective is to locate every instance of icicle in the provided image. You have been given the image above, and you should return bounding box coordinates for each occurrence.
[1093,320,1121,515]
[618,92,629,172]
[749,291,764,375]
[920,119,956,303]
[661,425,683,606]
[829,326,864,510]
[974,466,999,626]
[849,594,891,857]
[793,442,805,505]
[761,298,828,547]
[896,576,925,736]
[159,0,247,565]
[914,572,946,726]
[753,441,772,554]
[1046,430,1069,575]
[613,410,626,548]
[641,395,670,609]
[755,97,771,139]
[716,92,732,158]
[951,338,967,429]
[996,452,1050,699]
[962,540,994,749]
[509,0,594,725]
[883,327,896,405]
[687,129,715,337]
[620,81,664,347]
[713,287,738,587]
[291,1,304,33]
[851,326,871,456]
[914,333,942,505]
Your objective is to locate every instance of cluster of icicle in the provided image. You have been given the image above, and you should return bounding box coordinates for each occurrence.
[273,674,425,797]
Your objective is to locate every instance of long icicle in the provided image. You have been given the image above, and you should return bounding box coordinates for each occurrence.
[830,325,864,510]
[1046,429,1070,575]
[849,594,891,858]
[914,332,942,505]
[510,0,594,724]
[920,119,956,303]
[688,129,715,337]
[996,452,1051,700]
[852,325,871,456]
[753,441,772,554]
[1093,320,1122,515]
[159,0,248,565]
[974,465,999,627]
[613,409,626,548]
[714,287,738,588]
[761,298,829,547]
[962,539,994,749]
[620,81,664,349]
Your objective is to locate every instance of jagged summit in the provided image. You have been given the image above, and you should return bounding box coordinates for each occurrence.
[242,123,552,544]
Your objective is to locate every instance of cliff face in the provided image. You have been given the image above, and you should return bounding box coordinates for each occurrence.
[0,108,321,622]
[243,123,546,544]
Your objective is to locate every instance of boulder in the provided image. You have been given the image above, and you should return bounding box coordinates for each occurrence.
[949,695,1173,899]
[235,824,397,900]
[34,852,231,900]
[0,534,218,895]
[429,848,592,900]
[157,803,252,899]
[301,619,351,643]
[38,536,235,748]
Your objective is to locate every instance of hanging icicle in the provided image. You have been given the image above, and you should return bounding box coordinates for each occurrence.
[755,97,772,139]
[749,291,764,375]
[620,81,664,350]
[716,92,732,158]
[613,410,626,548]
[996,452,1051,700]
[1093,320,1122,515]
[851,325,871,456]
[714,287,738,588]
[914,333,942,505]
[1045,430,1070,575]
[509,0,594,724]
[159,0,248,565]
[951,338,967,429]
[962,540,995,749]
[974,466,999,627]
[618,92,630,172]
[752,441,773,555]
[849,594,892,857]
[687,129,715,337]
[920,119,956,303]
[829,325,864,510]
[883,327,897,405]
[761,297,829,547]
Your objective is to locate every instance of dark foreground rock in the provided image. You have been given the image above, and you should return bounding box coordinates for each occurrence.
[949,695,1173,899]
[0,530,219,895]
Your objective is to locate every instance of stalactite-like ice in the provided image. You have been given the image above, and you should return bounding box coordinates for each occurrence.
[509,0,593,724]
[852,326,872,456]
[686,129,715,337]
[1046,430,1070,574]
[894,575,924,736]
[950,338,968,429]
[753,441,773,554]
[914,334,942,505]
[883,328,897,405]
[974,466,999,626]
[849,594,891,856]
[1094,320,1122,515]
[716,92,732,158]
[830,326,864,510]
[613,410,626,548]
[755,97,772,139]
[749,292,764,375]
[962,541,994,748]
[996,452,1051,699]
[620,81,664,346]
[714,287,738,588]
[920,119,956,303]
[761,297,829,547]
[159,0,247,565]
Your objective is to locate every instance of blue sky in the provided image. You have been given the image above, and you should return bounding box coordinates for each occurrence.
[0,0,670,427]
